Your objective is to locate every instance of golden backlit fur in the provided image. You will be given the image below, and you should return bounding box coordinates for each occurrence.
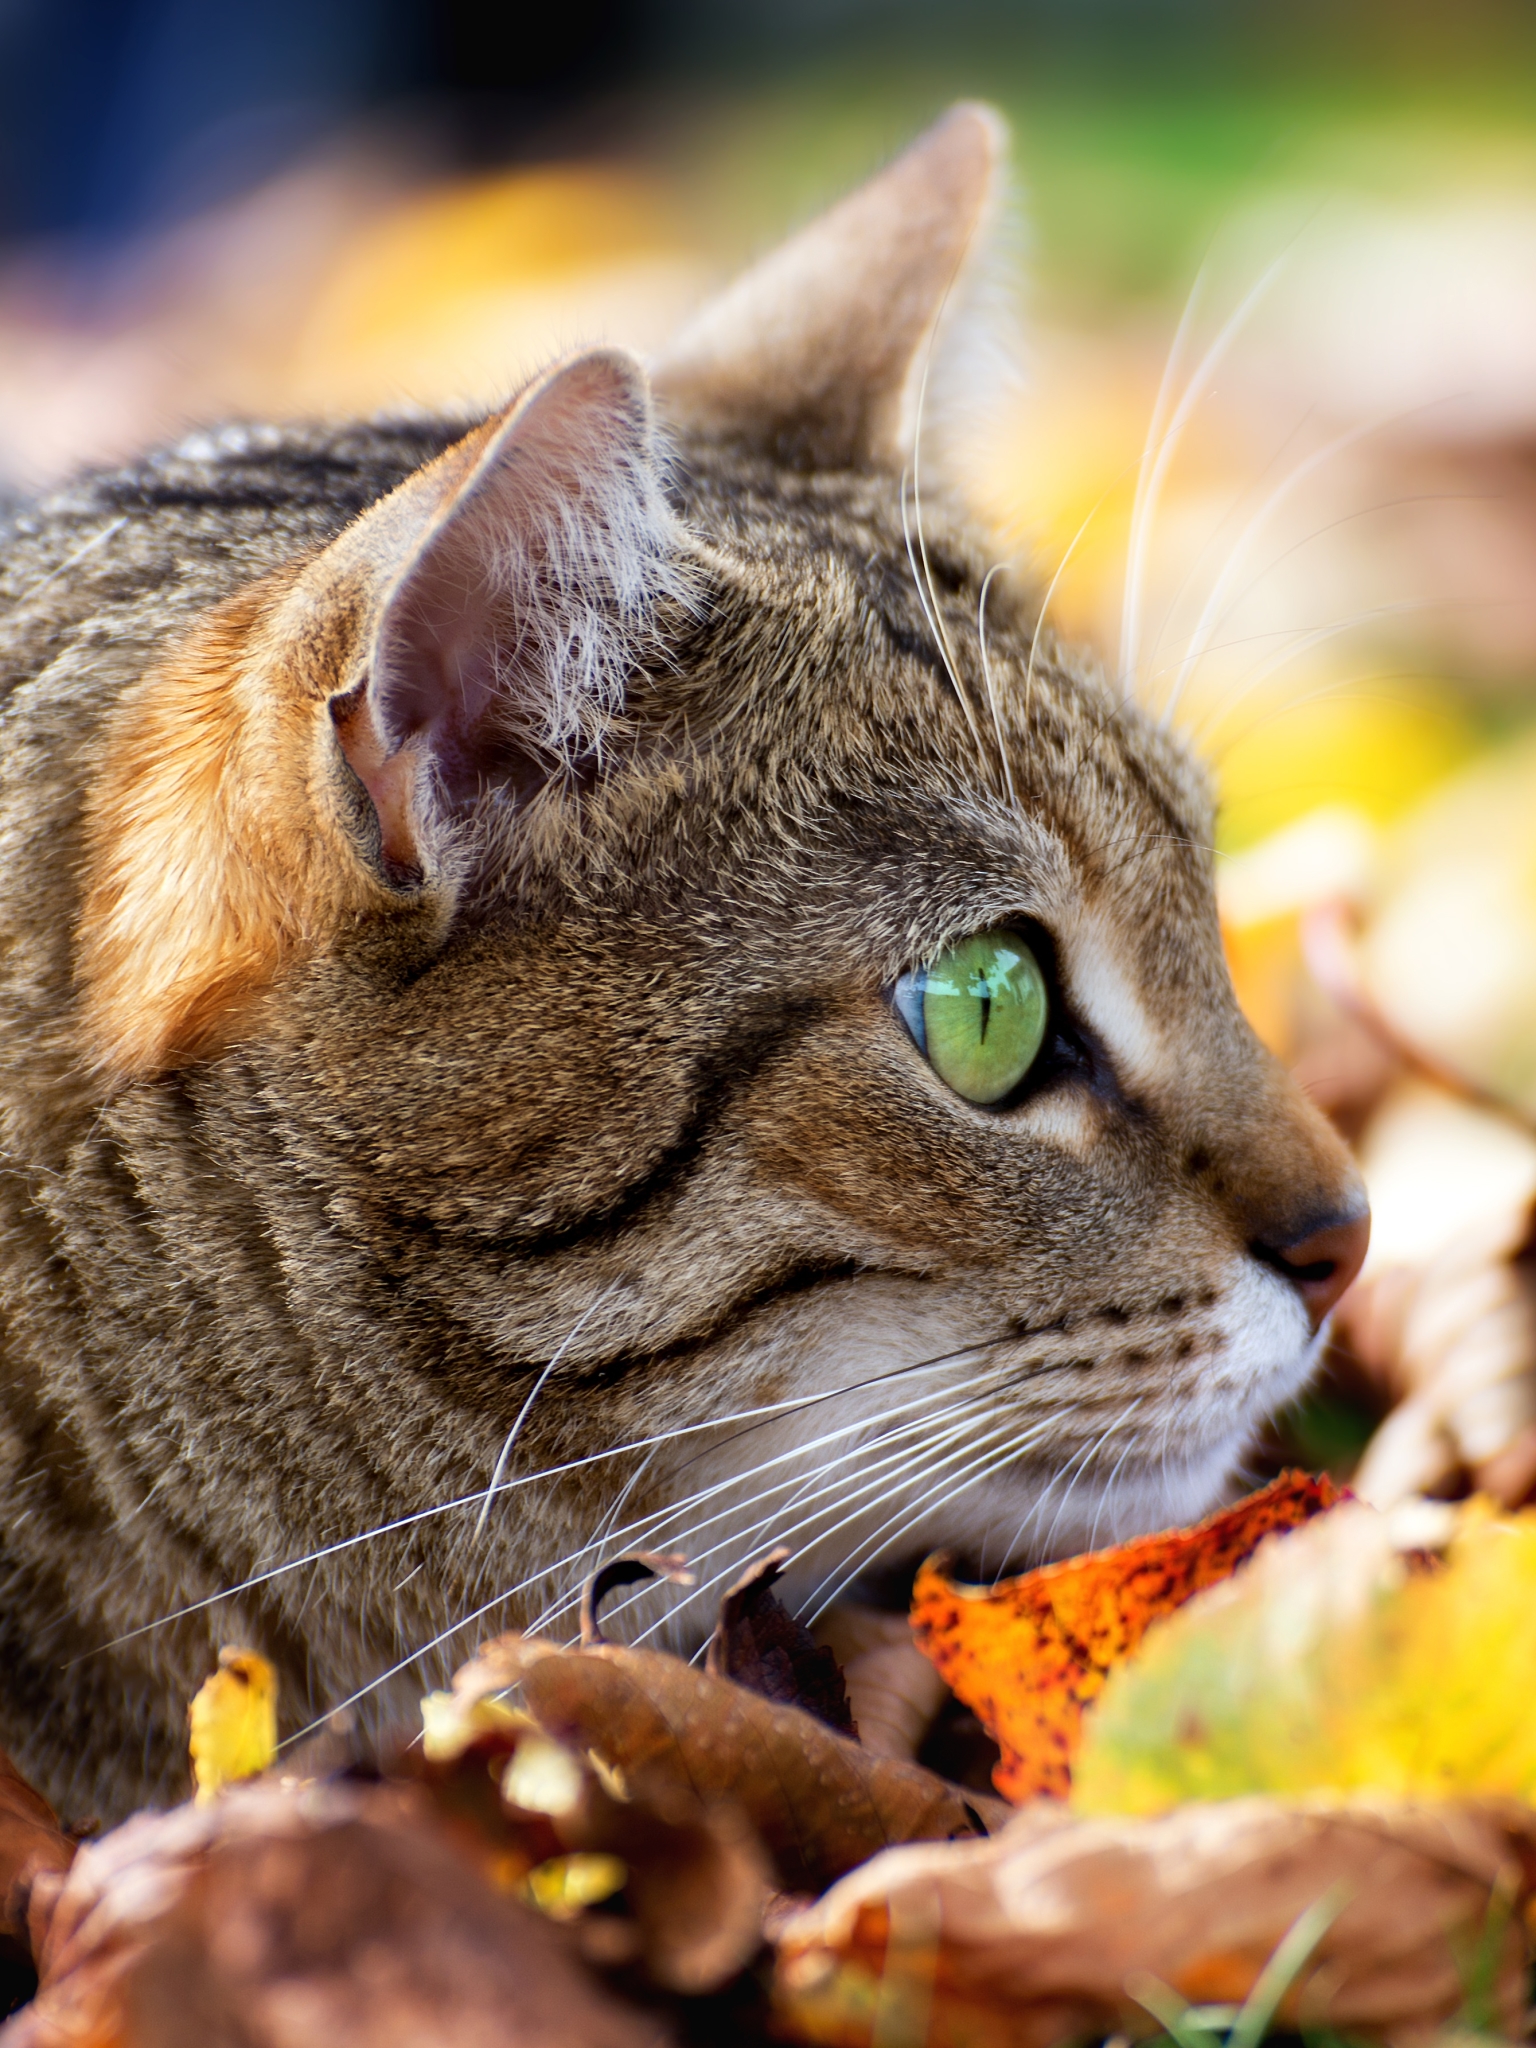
[0,106,1365,1821]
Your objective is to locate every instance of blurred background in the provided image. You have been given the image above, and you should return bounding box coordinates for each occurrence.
[5,0,1536,1503]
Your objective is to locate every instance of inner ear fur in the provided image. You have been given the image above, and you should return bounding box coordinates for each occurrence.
[653,100,1009,474]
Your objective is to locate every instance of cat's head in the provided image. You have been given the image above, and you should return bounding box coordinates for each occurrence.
[77,105,1365,1634]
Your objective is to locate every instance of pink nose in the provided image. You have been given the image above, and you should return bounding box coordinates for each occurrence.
[1256,1206,1371,1330]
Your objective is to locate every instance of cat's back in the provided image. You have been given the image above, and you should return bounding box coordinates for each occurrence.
[0,417,464,1156]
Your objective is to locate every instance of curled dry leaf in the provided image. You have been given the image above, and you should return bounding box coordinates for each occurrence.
[413,1687,768,1995]
[910,1472,1341,1802]
[451,1633,1001,1894]
[813,1604,949,1763]
[1342,1193,1536,1510]
[772,1793,1536,2048]
[1073,1496,1536,1815]
[580,1552,696,1646]
[3,1779,666,2048]
[0,1751,74,1971]
[707,1549,856,1737]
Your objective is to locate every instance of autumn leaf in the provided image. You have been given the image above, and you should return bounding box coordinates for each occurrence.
[450,1633,1003,1894]
[411,1699,770,1996]
[707,1548,856,1737]
[772,1793,1536,2048]
[1072,1495,1536,1815]
[8,1779,666,2048]
[0,1748,74,1971]
[188,1647,278,1803]
[910,1471,1342,1802]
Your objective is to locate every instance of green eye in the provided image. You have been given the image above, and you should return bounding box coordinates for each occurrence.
[894,929,1049,1106]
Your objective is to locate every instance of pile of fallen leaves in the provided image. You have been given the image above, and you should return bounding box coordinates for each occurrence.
[4,1480,1535,2047]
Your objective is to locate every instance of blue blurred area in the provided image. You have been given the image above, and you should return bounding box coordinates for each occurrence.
[0,0,398,240]
[0,0,645,245]
[0,0,1525,250]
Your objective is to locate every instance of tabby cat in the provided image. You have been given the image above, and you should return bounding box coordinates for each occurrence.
[0,104,1367,1820]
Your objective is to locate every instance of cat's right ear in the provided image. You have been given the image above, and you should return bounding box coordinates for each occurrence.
[325,347,688,879]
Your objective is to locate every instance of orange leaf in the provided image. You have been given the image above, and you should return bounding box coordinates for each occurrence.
[910,1471,1342,1803]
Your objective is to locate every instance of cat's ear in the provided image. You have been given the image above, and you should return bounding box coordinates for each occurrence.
[329,347,686,875]
[653,101,1012,474]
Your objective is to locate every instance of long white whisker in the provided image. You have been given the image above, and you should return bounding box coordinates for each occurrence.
[473,1281,620,1537]
[537,1382,1017,1640]
[88,1336,1027,1658]
[804,1418,1052,1622]
[1189,602,1423,754]
[977,564,1017,809]
[624,1409,1005,1653]
[1040,1403,1144,1559]
[901,470,987,773]
[796,1411,1062,1619]
[1024,483,1119,746]
[285,1399,1006,1745]
[1121,249,1294,700]
[1119,262,1208,691]
[1162,417,1379,720]
[1088,1413,1150,1547]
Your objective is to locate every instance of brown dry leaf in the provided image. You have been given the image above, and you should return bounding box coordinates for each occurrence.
[707,1549,856,1736]
[0,1749,74,1967]
[3,1779,667,2048]
[773,1794,1536,2048]
[452,1634,1003,1894]
[910,1472,1342,1802]
[411,1706,769,1996]
[1343,1193,1536,1508]
[813,1604,950,1763]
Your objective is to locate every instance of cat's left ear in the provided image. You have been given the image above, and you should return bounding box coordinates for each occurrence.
[329,347,686,876]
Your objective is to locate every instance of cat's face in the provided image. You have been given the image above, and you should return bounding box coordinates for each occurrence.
[76,106,1365,1655]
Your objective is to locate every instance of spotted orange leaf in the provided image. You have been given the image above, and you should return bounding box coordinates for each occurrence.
[910,1471,1343,1803]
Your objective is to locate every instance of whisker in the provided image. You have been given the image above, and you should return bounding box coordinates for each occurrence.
[1161,414,1391,722]
[473,1281,620,1537]
[87,1336,1030,1659]
[536,1383,1015,1641]
[1088,1413,1151,1547]
[282,1403,1000,1747]
[650,1398,1018,1638]
[1189,602,1425,754]
[976,564,1017,809]
[901,470,987,776]
[628,1411,1006,1655]
[1120,261,1209,692]
[795,1411,1062,1619]
[1039,1403,1144,1559]
[1023,481,1121,758]
[1121,248,1295,701]
[803,1418,1050,1622]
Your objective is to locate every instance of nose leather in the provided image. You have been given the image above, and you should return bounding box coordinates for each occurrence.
[1255,1206,1370,1330]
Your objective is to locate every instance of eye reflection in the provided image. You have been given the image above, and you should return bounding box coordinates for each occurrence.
[894,929,1048,1106]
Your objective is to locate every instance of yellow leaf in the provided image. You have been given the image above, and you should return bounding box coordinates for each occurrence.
[1072,1498,1536,1815]
[188,1647,277,1803]
[525,1852,628,1920]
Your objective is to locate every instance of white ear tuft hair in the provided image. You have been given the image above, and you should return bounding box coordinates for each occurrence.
[653,101,1021,480]
[331,349,693,874]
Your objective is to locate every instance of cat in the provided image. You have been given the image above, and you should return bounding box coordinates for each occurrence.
[0,103,1367,1823]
